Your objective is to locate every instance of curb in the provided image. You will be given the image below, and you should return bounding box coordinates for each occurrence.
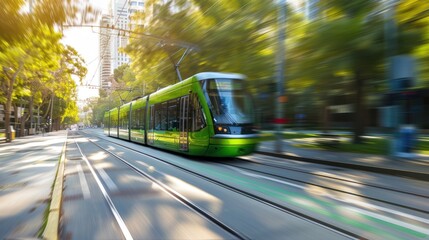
[42,134,67,240]
[256,151,429,182]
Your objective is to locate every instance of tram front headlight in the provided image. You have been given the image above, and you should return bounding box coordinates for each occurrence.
[215,125,230,134]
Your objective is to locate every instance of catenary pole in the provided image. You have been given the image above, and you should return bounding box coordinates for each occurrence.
[275,0,287,153]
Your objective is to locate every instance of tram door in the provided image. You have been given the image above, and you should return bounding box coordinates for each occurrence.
[179,95,189,151]
[148,105,155,144]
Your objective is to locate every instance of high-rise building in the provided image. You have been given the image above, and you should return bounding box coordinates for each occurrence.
[129,0,145,30]
[129,0,144,15]
[111,0,130,70]
[110,0,145,70]
[99,1,144,89]
[99,14,112,90]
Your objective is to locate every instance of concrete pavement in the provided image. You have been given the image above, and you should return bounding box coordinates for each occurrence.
[0,130,67,239]
[257,139,429,181]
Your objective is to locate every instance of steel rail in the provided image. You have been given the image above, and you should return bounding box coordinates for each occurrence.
[82,131,362,240]
[238,155,429,199]
[74,139,134,240]
[84,138,250,240]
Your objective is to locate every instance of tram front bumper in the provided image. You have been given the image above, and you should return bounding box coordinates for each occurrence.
[206,134,260,157]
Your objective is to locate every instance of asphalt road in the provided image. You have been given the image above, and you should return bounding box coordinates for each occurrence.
[61,129,429,240]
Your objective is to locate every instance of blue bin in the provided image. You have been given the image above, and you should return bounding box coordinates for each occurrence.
[399,125,416,154]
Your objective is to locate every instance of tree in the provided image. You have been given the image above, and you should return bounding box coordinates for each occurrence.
[48,45,87,131]
[0,0,95,141]
[0,30,60,141]
[125,0,278,94]
[396,0,429,86]
[291,0,426,143]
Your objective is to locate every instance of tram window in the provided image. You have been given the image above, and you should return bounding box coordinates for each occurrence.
[133,108,145,130]
[154,103,168,130]
[131,109,137,129]
[154,104,161,130]
[192,95,206,131]
[150,105,154,130]
[168,99,179,131]
[111,112,118,128]
[141,109,145,130]
[121,111,128,129]
[160,102,167,130]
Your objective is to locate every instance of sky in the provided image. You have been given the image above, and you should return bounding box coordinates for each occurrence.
[61,0,109,103]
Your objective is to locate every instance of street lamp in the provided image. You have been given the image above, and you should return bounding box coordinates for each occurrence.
[275,0,287,153]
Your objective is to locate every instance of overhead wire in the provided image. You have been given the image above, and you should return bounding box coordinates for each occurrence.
[91,1,309,90]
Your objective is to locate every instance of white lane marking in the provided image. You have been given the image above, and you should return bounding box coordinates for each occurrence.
[97,168,118,191]
[348,207,429,235]
[226,165,429,232]
[343,199,429,225]
[77,163,91,199]
[75,141,134,240]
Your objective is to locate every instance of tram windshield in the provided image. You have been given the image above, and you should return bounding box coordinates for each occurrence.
[202,79,254,125]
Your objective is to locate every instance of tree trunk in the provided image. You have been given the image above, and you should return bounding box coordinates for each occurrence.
[13,104,19,136]
[28,97,34,134]
[4,82,14,142]
[20,101,30,136]
[4,99,11,142]
[320,87,330,133]
[353,69,366,144]
[3,62,24,142]
[322,103,331,133]
[20,113,26,137]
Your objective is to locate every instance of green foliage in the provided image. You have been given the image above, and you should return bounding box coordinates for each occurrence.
[0,0,28,42]
[417,137,429,155]
[0,0,94,137]
[292,137,390,155]
[97,0,429,133]
[125,0,278,95]
[289,0,429,142]
[396,0,429,86]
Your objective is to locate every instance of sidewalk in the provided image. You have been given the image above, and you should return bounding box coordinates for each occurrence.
[257,139,429,181]
[0,131,67,239]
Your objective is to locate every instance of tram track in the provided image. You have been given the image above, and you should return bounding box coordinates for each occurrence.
[73,137,134,240]
[229,156,429,215]
[79,131,363,240]
[220,160,429,216]
[239,154,429,199]
[71,132,249,240]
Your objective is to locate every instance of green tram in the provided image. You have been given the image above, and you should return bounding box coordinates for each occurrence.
[103,72,259,157]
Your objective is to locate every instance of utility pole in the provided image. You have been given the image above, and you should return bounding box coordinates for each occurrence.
[385,0,398,83]
[384,0,417,158]
[275,0,287,152]
[49,92,54,132]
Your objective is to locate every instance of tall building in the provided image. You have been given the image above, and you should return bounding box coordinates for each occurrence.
[99,0,144,83]
[110,0,145,70]
[99,14,112,90]
[111,0,129,70]
[129,0,144,15]
[129,0,145,30]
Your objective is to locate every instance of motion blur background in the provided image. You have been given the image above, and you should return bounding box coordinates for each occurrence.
[1,0,429,148]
